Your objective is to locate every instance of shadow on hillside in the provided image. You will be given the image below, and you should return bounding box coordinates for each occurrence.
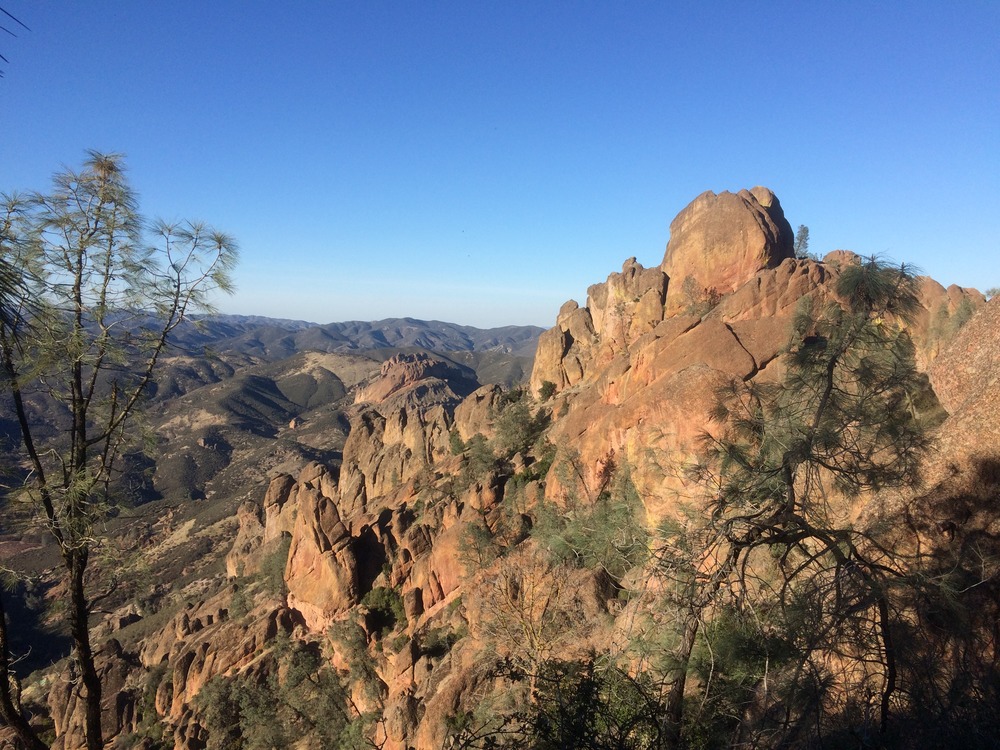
[4,578,72,678]
[881,456,1000,747]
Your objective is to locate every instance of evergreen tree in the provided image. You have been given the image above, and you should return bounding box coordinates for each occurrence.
[662,257,932,746]
[793,224,812,259]
[0,152,237,749]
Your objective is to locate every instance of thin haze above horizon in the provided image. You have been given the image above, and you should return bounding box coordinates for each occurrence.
[1,1,997,328]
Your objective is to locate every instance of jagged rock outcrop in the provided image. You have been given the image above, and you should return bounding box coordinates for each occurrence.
[285,477,357,629]
[334,353,476,518]
[36,188,995,750]
[531,257,669,393]
[451,384,503,442]
[661,187,794,309]
[530,191,985,521]
[355,352,477,406]
[916,277,988,367]
[224,501,266,578]
[279,353,480,632]
[150,597,298,746]
[228,191,993,749]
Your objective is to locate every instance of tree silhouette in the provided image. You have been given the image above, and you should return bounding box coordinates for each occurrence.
[659,257,933,746]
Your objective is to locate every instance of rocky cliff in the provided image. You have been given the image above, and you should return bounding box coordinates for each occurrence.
[23,188,995,750]
[530,189,984,520]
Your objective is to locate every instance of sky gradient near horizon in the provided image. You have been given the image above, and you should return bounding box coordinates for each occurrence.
[2,2,997,328]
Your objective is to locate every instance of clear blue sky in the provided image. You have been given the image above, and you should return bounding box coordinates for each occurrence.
[2,1,997,327]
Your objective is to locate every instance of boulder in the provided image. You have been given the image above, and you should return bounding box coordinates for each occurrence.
[661,187,794,311]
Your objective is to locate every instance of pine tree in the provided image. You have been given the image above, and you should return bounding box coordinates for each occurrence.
[662,257,932,746]
[793,224,812,259]
[0,152,237,749]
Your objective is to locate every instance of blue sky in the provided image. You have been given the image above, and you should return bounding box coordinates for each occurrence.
[2,1,997,327]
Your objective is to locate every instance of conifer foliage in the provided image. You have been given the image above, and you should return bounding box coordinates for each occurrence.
[664,257,934,746]
[0,152,237,749]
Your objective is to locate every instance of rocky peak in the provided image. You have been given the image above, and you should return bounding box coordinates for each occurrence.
[530,257,669,394]
[529,187,989,521]
[37,186,994,750]
[354,352,476,406]
[661,187,794,311]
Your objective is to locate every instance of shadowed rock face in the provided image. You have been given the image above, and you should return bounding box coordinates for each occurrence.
[661,187,795,310]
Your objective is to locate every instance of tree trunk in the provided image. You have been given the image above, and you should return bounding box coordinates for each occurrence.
[877,595,896,736]
[663,611,700,749]
[68,552,104,750]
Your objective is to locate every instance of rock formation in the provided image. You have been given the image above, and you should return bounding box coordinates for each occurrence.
[530,202,984,520]
[661,187,795,311]
[31,188,996,750]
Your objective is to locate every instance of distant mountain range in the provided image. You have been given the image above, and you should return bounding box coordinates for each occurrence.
[171,314,544,361]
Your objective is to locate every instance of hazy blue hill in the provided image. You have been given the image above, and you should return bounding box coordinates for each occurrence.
[169,314,543,360]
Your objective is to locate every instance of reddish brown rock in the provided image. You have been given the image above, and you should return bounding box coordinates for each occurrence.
[225,501,266,578]
[929,295,999,425]
[285,484,357,630]
[262,473,297,540]
[661,187,794,311]
[355,352,472,406]
[452,384,503,442]
[531,258,668,395]
[45,186,999,750]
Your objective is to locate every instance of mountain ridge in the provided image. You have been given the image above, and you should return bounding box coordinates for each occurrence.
[171,315,544,360]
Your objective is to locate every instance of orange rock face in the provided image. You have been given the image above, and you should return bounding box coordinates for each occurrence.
[661,187,795,310]
[531,190,985,523]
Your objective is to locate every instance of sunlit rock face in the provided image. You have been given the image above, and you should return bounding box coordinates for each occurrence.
[661,186,795,309]
[530,257,670,393]
[928,294,1000,456]
[529,187,985,521]
[42,187,995,750]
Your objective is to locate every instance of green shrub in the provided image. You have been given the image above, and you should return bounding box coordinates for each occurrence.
[953,296,976,329]
[449,428,466,455]
[446,658,662,750]
[361,586,406,637]
[461,433,498,484]
[261,534,291,596]
[538,380,557,401]
[388,633,410,653]
[459,516,502,571]
[124,662,170,748]
[532,464,648,582]
[328,620,385,706]
[229,583,253,620]
[682,276,723,317]
[420,625,465,658]
[492,397,548,459]
[196,639,365,750]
